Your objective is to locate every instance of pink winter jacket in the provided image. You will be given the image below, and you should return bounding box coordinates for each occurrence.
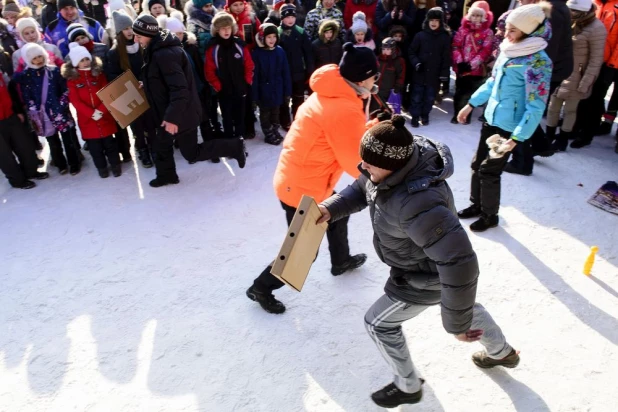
[452,16,494,76]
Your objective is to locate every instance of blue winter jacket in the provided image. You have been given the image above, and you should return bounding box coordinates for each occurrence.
[251,45,292,108]
[469,25,553,142]
[44,11,106,57]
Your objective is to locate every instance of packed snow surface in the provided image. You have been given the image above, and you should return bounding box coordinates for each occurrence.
[1,107,617,412]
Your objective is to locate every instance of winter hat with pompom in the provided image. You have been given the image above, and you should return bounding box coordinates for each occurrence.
[351,11,368,34]
[68,42,91,66]
[211,11,237,36]
[113,10,134,34]
[506,3,550,34]
[22,42,48,68]
[160,14,185,32]
[339,42,378,82]
[566,0,592,12]
[360,114,415,171]
[16,17,38,37]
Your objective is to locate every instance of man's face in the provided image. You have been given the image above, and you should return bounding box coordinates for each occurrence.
[354,32,365,43]
[230,1,244,14]
[60,6,78,21]
[21,27,39,43]
[322,0,335,9]
[31,55,45,68]
[323,29,333,41]
[282,16,296,26]
[361,161,393,183]
[122,27,134,40]
[219,26,232,39]
[134,33,152,48]
[428,19,440,30]
[392,33,403,42]
[75,35,90,45]
[202,3,214,13]
[264,33,277,48]
[150,4,166,16]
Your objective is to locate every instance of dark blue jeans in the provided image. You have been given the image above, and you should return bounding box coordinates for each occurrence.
[410,84,436,119]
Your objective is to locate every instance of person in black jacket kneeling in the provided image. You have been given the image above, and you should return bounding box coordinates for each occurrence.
[318,115,519,408]
[132,15,247,188]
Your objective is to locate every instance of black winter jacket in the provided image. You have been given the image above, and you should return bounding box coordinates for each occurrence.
[408,21,451,89]
[546,0,574,84]
[105,42,144,82]
[322,136,479,335]
[142,30,202,133]
[278,24,315,83]
[311,38,343,70]
[41,3,58,30]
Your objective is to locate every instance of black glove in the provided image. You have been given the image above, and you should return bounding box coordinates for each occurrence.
[457,62,472,73]
[415,62,424,72]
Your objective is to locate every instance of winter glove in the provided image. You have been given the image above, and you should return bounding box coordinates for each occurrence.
[486,134,515,158]
[92,109,103,121]
[415,62,424,72]
[457,62,472,74]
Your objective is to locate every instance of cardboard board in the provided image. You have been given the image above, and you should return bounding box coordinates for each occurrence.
[96,70,149,129]
[271,196,328,292]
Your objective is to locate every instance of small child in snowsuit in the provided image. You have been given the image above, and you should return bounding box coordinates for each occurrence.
[277,3,313,130]
[408,7,451,127]
[251,23,291,145]
[62,42,121,178]
[311,19,343,70]
[205,11,254,139]
[451,1,493,124]
[377,37,405,106]
[14,42,82,175]
[345,11,375,50]
[0,70,49,189]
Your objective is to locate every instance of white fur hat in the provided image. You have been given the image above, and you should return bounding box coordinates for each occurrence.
[351,11,368,34]
[165,16,185,32]
[506,3,549,35]
[566,0,592,12]
[16,17,38,37]
[22,42,48,68]
[68,42,92,67]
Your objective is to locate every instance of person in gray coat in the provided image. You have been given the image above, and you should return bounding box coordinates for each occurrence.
[318,115,520,409]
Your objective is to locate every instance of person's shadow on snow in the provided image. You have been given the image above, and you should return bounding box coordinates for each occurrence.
[482,368,550,412]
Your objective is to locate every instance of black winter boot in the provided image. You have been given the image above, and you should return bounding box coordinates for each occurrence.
[29,171,49,180]
[215,138,247,168]
[411,117,420,128]
[457,204,482,219]
[272,124,285,140]
[552,131,570,152]
[470,214,499,232]
[246,286,286,314]
[98,168,109,178]
[11,180,36,189]
[545,125,557,146]
[371,380,424,408]
[571,136,593,148]
[264,128,283,145]
[149,177,180,188]
[137,148,153,168]
[111,164,122,177]
[331,254,367,276]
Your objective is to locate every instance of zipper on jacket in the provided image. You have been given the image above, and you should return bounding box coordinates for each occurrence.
[86,74,103,137]
[513,101,518,120]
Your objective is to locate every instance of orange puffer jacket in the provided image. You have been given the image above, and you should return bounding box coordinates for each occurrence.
[595,0,618,67]
[273,64,366,208]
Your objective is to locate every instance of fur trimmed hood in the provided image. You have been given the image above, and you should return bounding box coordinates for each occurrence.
[61,56,104,80]
[318,18,340,42]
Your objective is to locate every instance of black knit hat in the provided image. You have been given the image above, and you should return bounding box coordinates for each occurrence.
[426,7,444,21]
[360,115,415,171]
[280,4,296,19]
[133,14,160,38]
[339,42,378,83]
[58,0,78,9]
[148,0,166,11]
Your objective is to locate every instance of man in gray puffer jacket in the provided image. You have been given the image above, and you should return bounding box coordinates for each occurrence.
[319,115,519,408]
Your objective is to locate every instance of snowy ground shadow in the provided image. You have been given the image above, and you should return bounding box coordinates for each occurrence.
[589,275,618,300]
[482,368,550,412]
[488,228,618,346]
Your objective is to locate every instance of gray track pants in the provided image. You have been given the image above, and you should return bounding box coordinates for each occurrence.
[364,294,513,393]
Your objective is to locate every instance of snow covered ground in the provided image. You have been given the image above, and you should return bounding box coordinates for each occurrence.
[1,102,617,412]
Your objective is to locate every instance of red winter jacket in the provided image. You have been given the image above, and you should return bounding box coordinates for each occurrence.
[62,60,117,139]
[224,3,261,48]
[452,16,494,76]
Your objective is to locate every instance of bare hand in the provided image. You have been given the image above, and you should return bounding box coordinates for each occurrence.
[316,204,331,224]
[457,104,473,124]
[502,139,517,152]
[138,81,144,89]
[391,10,396,18]
[455,329,484,342]
[162,121,179,135]
[17,114,25,123]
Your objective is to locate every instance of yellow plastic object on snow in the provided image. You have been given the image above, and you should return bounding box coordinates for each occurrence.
[583,246,599,276]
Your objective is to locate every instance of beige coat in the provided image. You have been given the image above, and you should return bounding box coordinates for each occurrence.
[556,18,607,100]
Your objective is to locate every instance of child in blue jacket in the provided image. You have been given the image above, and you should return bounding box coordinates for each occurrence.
[252,23,291,145]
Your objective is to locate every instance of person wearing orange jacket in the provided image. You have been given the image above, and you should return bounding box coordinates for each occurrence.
[247,43,379,314]
[572,0,618,152]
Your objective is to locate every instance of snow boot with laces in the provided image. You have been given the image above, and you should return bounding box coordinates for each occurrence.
[371,380,424,408]
[472,349,520,369]
[457,204,482,219]
[331,253,367,276]
[246,286,286,314]
[264,128,283,146]
[470,214,499,232]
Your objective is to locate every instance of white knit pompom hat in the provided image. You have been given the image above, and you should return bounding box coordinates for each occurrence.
[68,42,92,66]
[506,3,550,35]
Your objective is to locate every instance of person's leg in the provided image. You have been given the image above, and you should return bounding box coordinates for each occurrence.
[8,115,40,179]
[478,128,512,216]
[421,85,436,122]
[326,215,350,267]
[279,97,292,130]
[46,133,68,172]
[152,127,178,183]
[452,76,466,120]
[177,128,201,163]
[0,120,30,187]
[103,135,121,166]
[546,95,563,128]
[218,93,235,138]
[131,117,147,151]
[469,123,493,208]
[290,80,305,121]
[259,105,273,136]
[574,67,613,145]
[114,126,132,161]
[410,84,422,122]
[470,303,514,360]
[60,127,80,169]
[210,94,222,134]
[87,138,109,169]
[243,89,255,138]
[364,294,430,393]
[561,98,580,133]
